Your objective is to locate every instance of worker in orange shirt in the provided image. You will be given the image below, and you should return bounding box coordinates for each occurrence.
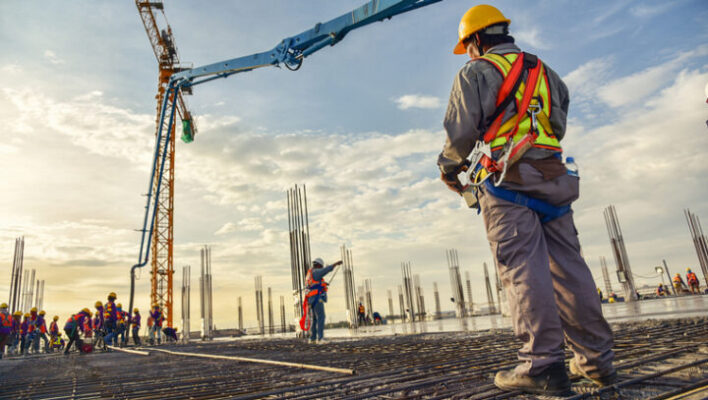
[686,268,700,294]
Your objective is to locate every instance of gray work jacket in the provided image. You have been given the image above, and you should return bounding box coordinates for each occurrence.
[437,43,569,174]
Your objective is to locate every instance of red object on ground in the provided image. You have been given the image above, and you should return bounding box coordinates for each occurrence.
[81,343,94,353]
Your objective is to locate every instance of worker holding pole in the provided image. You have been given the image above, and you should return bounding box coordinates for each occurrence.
[302,258,342,344]
[438,5,615,395]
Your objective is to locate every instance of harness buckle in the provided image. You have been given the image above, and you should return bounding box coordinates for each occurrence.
[527,101,542,133]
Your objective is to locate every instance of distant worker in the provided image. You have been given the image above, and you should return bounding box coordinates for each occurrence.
[304,258,342,343]
[162,326,178,342]
[597,288,603,300]
[64,308,92,355]
[103,292,118,346]
[94,301,106,350]
[608,292,618,303]
[20,313,30,355]
[686,268,700,294]
[673,273,687,294]
[357,303,366,326]
[51,332,65,352]
[9,311,22,355]
[49,316,60,352]
[27,307,39,354]
[656,283,668,297]
[438,5,615,395]
[149,304,163,345]
[131,308,141,346]
[33,310,49,353]
[116,303,127,346]
[0,303,11,358]
[372,311,384,325]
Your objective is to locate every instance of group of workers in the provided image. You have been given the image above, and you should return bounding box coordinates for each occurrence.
[0,292,177,358]
[668,268,703,295]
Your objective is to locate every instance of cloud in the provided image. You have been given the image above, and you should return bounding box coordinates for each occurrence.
[630,2,676,18]
[514,27,550,50]
[393,94,442,110]
[43,50,65,65]
[563,57,614,102]
[214,222,237,235]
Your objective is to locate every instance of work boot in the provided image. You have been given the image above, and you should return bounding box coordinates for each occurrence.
[569,359,617,387]
[494,362,571,396]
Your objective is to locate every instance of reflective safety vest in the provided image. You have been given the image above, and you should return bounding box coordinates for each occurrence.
[358,305,365,314]
[673,275,683,284]
[478,52,561,153]
[0,312,11,328]
[305,269,328,297]
[49,321,58,335]
[687,272,698,284]
[28,315,38,333]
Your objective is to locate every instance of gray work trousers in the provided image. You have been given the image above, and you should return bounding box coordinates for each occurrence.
[479,162,615,378]
[308,299,325,341]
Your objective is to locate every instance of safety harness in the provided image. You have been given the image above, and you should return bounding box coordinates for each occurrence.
[299,269,328,331]
[461,51,571,224]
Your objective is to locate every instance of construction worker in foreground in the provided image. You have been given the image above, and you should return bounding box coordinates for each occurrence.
[20,313,30,355]
[0,303,11,358]
[673,273,687,295]
[9,311,22,355]
[438,5,615,395]
[131,308,141,346]
[116,303,127,346]
[686,268,700,294]
[64,308,91,354]
[305,258,342,343]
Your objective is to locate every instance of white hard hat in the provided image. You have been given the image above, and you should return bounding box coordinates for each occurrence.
[312,258,324,268]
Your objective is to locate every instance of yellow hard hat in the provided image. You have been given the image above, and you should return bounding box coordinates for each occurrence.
[24,313,30,318]
[31,307,37,312]
[53,316,59,321]
[117,303,122,308]
[82,308,92,316]
[39,310,46,315]
[134,308,139,313]
[14,311,22,317]
[453,5,511,54]
[108,292,117,299]
[0,303,7,308]
[95,301,103,308]
[686,268,692,272]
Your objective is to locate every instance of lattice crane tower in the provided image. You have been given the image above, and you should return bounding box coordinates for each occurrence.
[135,0,196,327]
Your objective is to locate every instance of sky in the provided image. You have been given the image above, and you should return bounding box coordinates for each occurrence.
[0,0,707,332]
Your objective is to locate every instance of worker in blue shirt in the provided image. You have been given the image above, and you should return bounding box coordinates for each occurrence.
[305,258,342,343]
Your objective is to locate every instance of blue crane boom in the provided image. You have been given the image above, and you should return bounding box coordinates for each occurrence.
[129,0,442,314]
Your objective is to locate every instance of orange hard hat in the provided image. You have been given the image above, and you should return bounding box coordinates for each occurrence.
[453,5,511,54]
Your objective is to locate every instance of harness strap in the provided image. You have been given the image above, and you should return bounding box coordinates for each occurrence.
[483,180,570,224]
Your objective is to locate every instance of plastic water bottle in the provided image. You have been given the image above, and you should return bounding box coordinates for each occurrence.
[565,156,579,177]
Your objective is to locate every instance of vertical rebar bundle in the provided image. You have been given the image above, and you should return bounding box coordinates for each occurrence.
[255,276,264,335]
[238,297,243,332]
[604,205,638,301]
[387,290,394,321]
[446,249,466,318]
[341,245,357,328]
[397,285,405,322]
[38,280,44,311]
[8,237,25,314]
[600,256,613,296]
[22,269,35,313]
[200,246,214,339]
[414,275,425,321]
[483,263,496,314]
[181,265,190,342]
[465,271,474,315]
[364,279,373,320]
[287,184,312,335]
[401,262,416,322]
[684,209,708,288]
[662,259,676,295]
[433,282,441,319]
[280,296,286,333]
[267,287,274,335]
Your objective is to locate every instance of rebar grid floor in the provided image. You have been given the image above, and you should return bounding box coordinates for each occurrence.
[1,318,706,399]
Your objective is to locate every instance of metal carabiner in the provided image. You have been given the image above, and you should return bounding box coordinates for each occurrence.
[527,102,542,133]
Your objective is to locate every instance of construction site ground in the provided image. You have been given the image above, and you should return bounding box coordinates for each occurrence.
[2,317,707,399]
